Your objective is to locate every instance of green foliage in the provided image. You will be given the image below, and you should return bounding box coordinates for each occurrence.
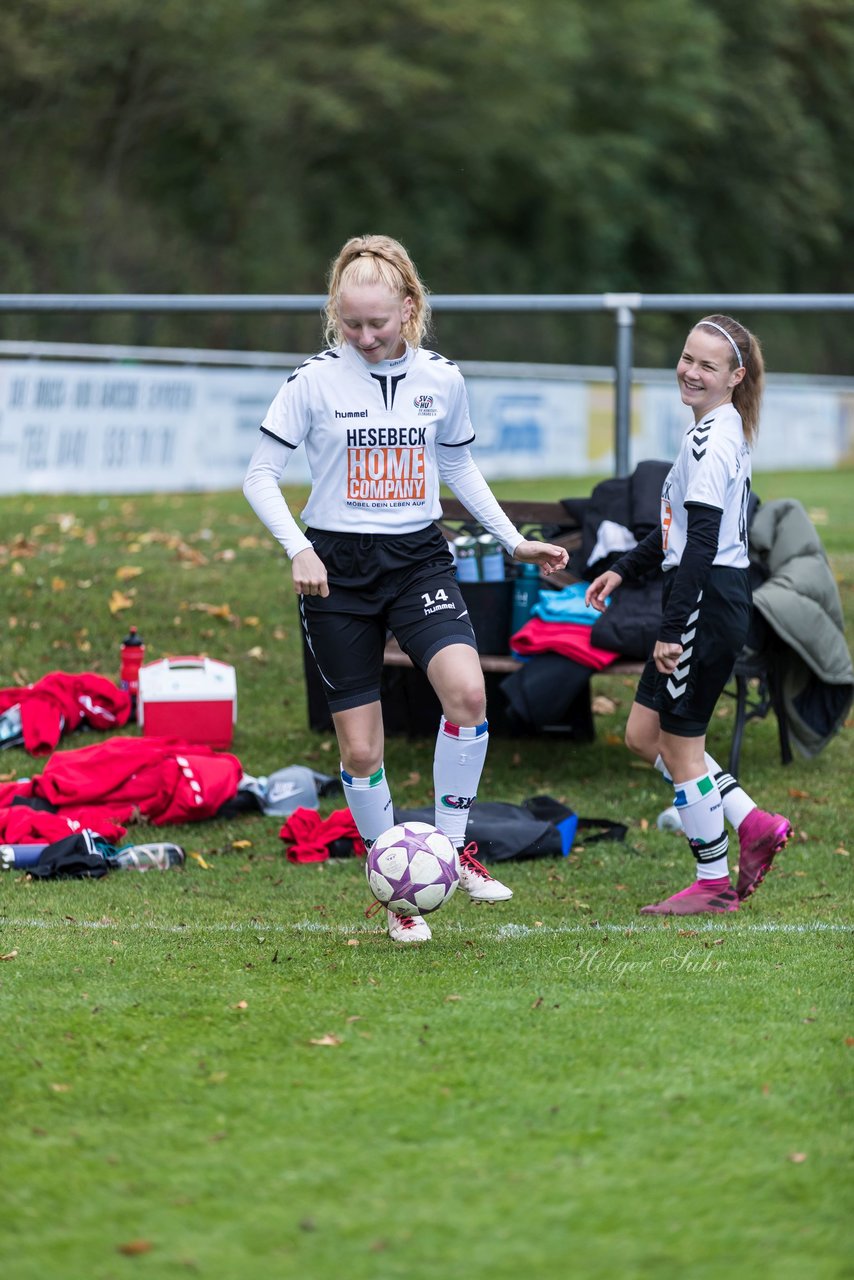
[0,0,852,367]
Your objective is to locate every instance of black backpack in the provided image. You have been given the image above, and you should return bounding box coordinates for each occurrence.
[395,795,626,862]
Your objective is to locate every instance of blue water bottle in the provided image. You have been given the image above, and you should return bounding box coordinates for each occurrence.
[510,562,540,643]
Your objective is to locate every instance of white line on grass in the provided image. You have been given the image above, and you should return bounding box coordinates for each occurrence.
[1,915,849,936]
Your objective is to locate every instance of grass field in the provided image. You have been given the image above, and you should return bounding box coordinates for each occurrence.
[1,470,852,1278]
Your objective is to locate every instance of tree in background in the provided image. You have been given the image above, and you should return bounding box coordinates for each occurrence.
[0,0,851,371]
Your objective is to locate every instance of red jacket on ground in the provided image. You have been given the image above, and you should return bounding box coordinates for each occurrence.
[0,737,242,841]
[0,672,132,755]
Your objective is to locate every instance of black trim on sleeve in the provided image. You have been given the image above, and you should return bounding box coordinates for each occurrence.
[438,435,476,449]
[658,503,723,643]
[260,426,298,449]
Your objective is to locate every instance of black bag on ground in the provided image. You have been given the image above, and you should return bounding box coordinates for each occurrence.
[395,796,626,862]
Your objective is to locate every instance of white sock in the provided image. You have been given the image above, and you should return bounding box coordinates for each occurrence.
[673,772,729,881]
[656,752,756,831]
[433,716,489,846]
[704,753,756,828]
[340,764,393,847]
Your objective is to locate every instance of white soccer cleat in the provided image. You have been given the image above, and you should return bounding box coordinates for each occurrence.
[386,909,432,943]
[458,843,513,902]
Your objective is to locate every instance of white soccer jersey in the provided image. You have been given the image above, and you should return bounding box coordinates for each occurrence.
[660,403,752,570]
[263,343,476,531]
[249,341,522,557]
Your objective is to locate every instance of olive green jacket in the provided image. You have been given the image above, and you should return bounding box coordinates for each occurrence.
[749,498,853,758]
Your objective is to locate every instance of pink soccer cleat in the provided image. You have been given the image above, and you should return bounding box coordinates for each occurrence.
[736,809,792,900]
[640,878,739,915]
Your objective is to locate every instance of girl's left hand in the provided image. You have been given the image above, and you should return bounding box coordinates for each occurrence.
[512,539,569,575]
[653,640,683,674]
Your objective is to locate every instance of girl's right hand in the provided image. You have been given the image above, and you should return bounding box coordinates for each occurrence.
[585,570,623,612]
[291,547,329,598]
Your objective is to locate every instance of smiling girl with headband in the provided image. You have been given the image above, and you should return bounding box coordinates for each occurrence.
[586,314,791,915]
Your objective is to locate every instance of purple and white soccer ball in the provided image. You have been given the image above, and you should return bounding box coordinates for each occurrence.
[366,822,460,915]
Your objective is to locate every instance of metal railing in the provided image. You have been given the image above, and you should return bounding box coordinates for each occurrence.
[2,292,852,475]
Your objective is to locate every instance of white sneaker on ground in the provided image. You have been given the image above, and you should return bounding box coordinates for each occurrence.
[458,843,513,902]
[656,805,683,832]
[387,909,432,943]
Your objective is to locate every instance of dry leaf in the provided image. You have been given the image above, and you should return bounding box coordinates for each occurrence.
[787,1152,808,1164]
[233,1001,248,1010]
[309,1034,342,1046]
[117,1240,153,1256]
[108,589,134,615]
[444,994,462,1003]
[49,1083,71,1093]
[1,949,18,961]
[115,565,143,581]
[788,788,811,799]
[345,939,360,946]
[51,577,66,592]
[231,840,252,850]
[591,694,616,715]
[189,851,210,869]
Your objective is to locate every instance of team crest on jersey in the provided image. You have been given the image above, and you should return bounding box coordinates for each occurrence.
[414,394,437,416]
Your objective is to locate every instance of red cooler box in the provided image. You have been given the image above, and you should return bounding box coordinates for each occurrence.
[137,657,237,748]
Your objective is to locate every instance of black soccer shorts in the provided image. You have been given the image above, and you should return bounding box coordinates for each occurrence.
[300,524,478,713]
[634,565,751,737]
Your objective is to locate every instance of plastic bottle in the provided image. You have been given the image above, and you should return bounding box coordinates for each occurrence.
[109,842,186,871]
[1,844,47,870]
[119,626,145,713]
[454,535,480,582]
[477,533,505,581]
[511,562,541,639]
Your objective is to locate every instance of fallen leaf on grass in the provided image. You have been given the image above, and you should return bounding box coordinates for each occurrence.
[787,1152,808,1164]
[188,601,236,622]
[444,994,463,1003]
[189,851,210,869]
[115,565,143,581]
[309,1034,342,1047]
[49,1083,71,1093]
[233,1001,248,1010]
[232,840,252,850]
[834,846,849,857]
[108,589,134,615]
[591,694,616,715]
[117,1240,153,1256]
[788,788,811,799]
[531,996,544,1009]
[1,949,18,961]
[345,939,360,946]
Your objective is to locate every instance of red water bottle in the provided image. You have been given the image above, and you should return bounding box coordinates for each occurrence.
[119,626,145,715]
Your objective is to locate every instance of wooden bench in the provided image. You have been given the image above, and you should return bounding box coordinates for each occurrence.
[383,634,644,681]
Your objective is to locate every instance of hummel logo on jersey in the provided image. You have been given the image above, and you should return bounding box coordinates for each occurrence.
[335,409,369,419]
[692,420,713,462]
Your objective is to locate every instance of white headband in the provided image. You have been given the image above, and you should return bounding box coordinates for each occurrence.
[699,320,744,368]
